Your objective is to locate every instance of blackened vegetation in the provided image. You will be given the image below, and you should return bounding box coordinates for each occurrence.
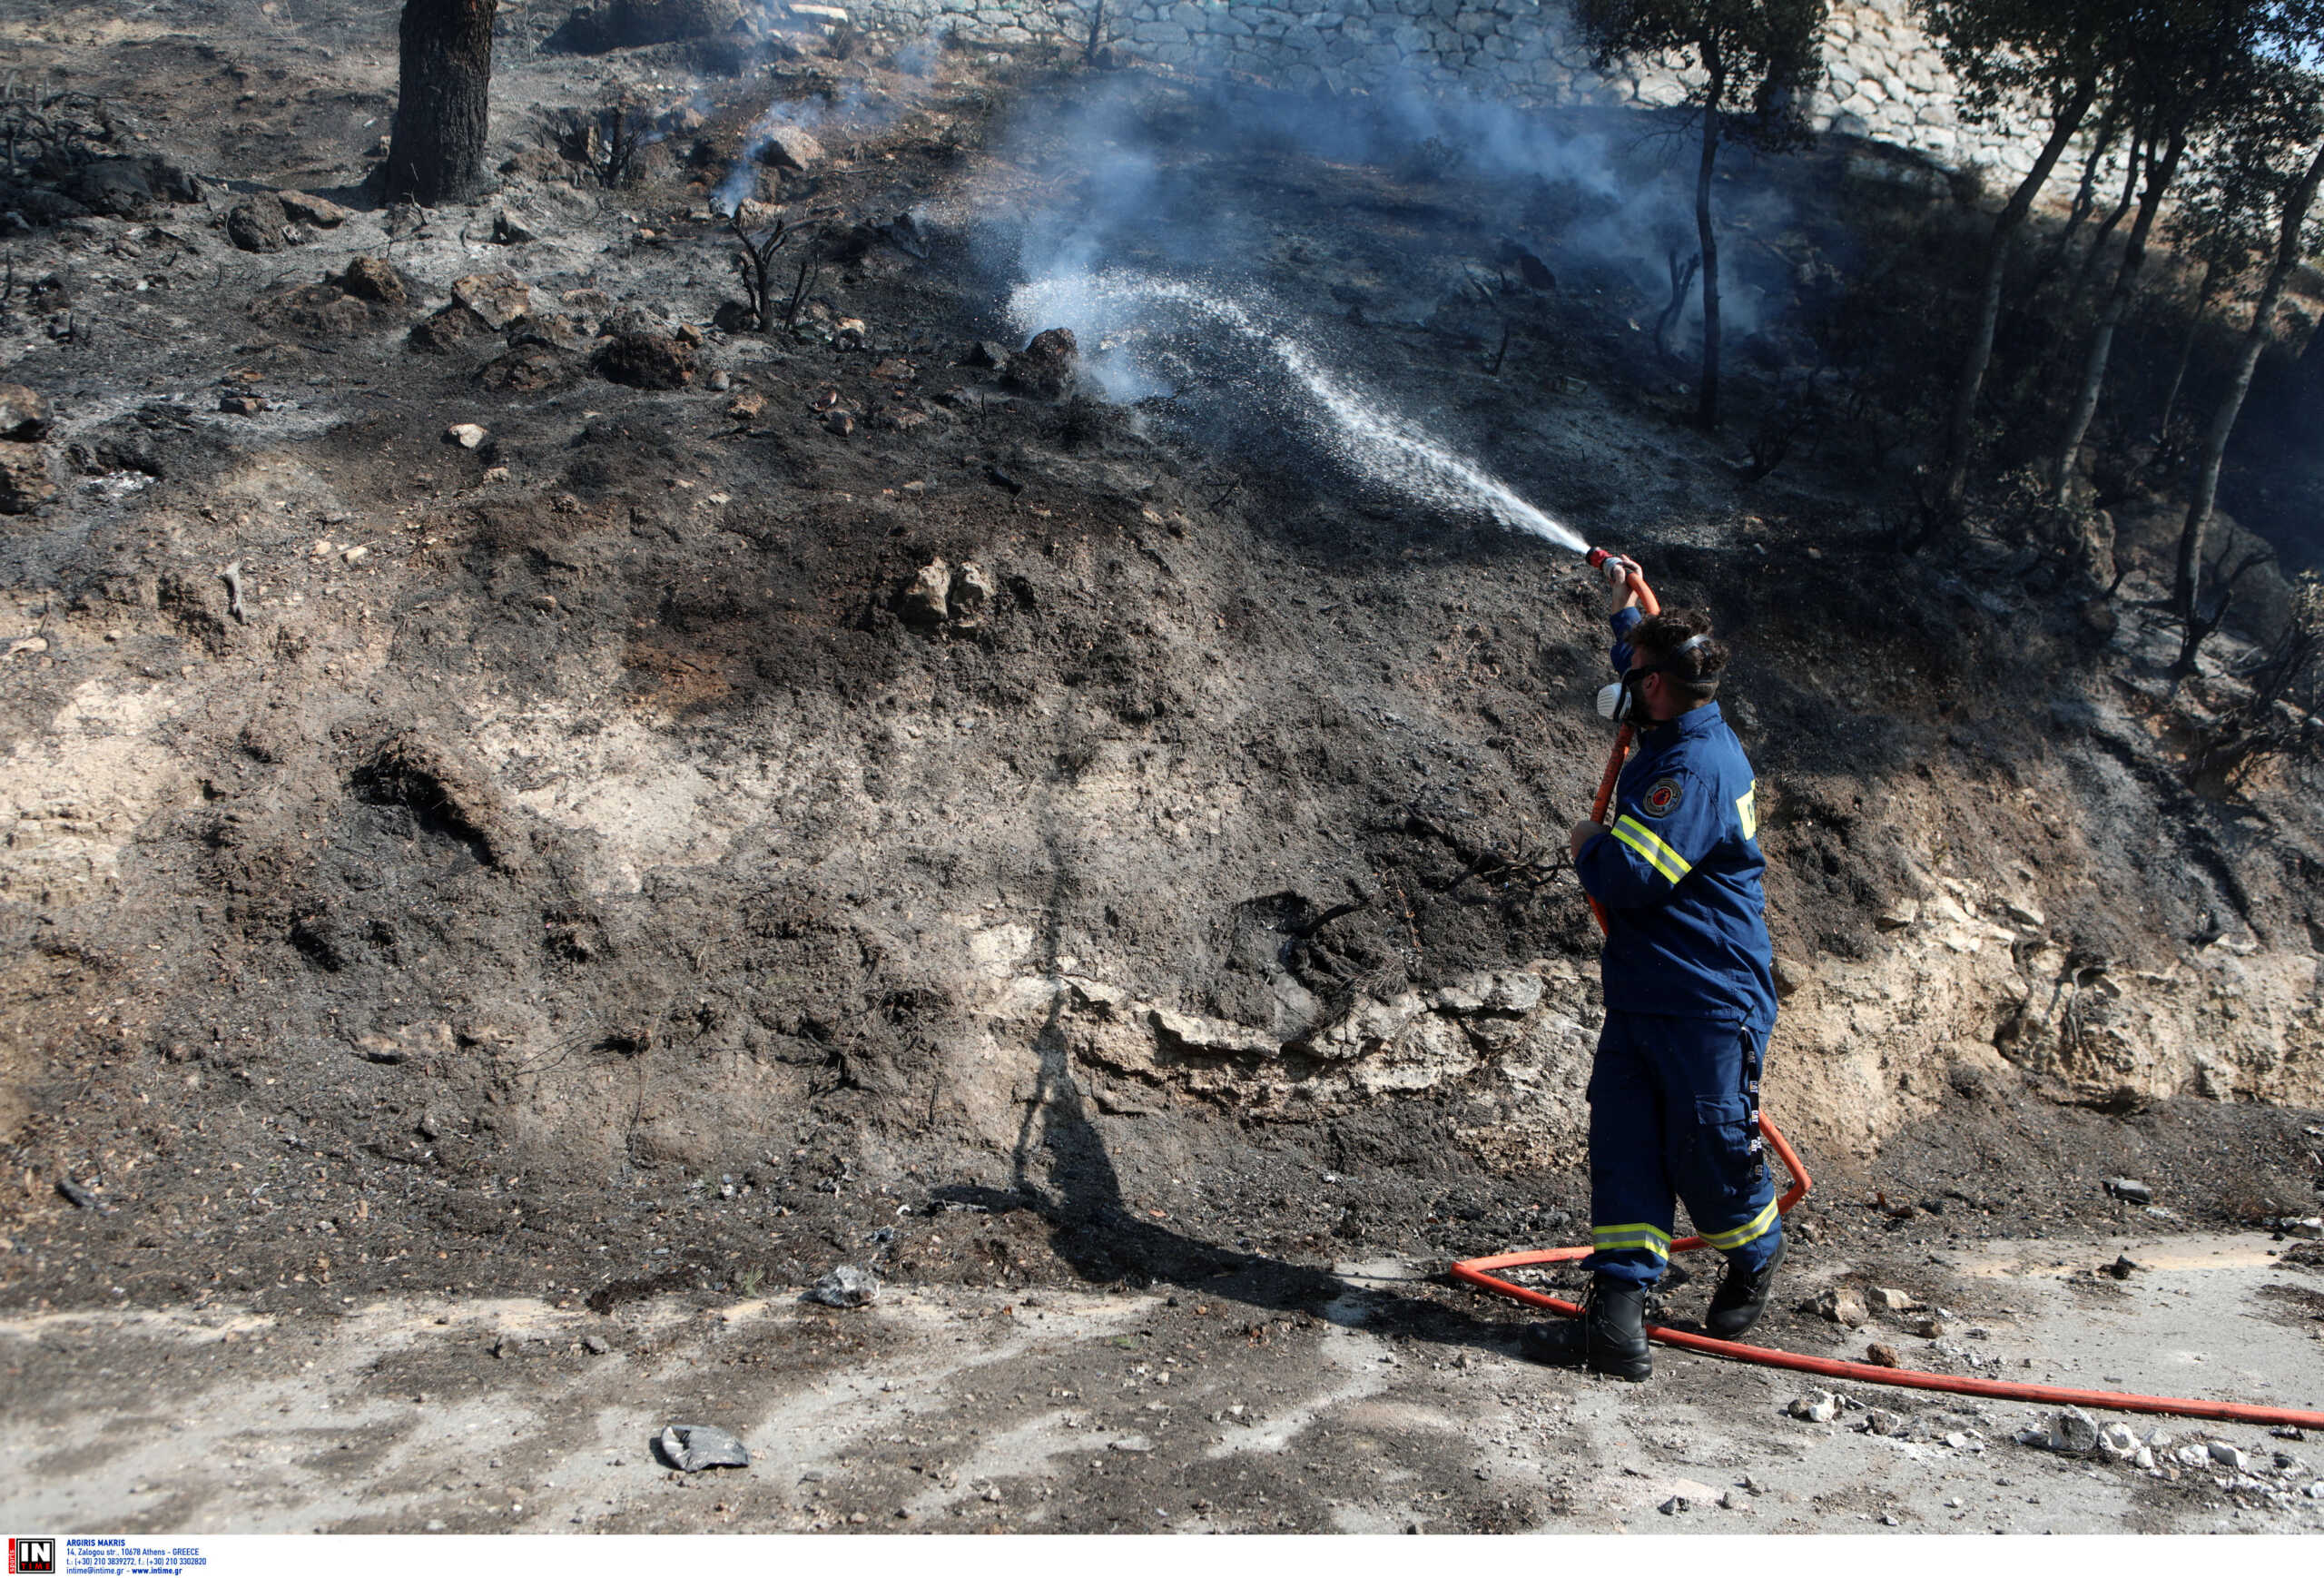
[0,89,200,223]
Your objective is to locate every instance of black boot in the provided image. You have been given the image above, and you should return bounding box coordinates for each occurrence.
[1519,1277,1651,1381]
[1705,1235,1786,1340]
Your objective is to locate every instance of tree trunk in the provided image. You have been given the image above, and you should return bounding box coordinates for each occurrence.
[1939,73,2097,513]
[2052,125,2186,504]
[2152,254,2220,449]
[385,0,497,207]
[1694,40,1726,431]
[2171,138,2324,675]
[2073,121,2147,299]
[2038,94,2120,281]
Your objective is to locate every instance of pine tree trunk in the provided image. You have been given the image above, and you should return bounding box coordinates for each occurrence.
[385,0,497,206]
[1939,74,2096,513]
[2171,139,2324,675]
[2052,125,2185,504]
[1694,42,1725,432]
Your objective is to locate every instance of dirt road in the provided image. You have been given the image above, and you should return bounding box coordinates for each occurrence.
[8,1231,2320,1534]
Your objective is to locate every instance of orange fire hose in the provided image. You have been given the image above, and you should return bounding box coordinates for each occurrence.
[1452,552,2324,1431]
[1583,559,1658,933]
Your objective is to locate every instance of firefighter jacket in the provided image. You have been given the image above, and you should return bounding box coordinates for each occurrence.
[1578,612,1777,1031]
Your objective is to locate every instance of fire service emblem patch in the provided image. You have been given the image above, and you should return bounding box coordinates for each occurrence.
[1642,778,1683,818]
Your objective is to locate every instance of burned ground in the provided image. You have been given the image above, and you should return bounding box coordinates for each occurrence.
[0,0,2320,1537]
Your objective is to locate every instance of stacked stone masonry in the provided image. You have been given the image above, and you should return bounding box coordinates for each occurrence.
[836,0,2093,182]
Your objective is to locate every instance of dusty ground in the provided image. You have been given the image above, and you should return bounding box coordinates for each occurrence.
[5,1232,2322,1534]
[2,0,2322,1537]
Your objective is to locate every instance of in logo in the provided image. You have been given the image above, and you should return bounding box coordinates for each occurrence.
[8,1539,55,1575]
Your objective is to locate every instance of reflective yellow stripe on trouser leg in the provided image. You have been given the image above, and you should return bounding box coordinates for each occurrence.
[1699,1198,1779,1252]
[1590,1222,1672,1260]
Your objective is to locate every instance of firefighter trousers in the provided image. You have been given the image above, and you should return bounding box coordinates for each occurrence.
[1581,1010,1781,1287]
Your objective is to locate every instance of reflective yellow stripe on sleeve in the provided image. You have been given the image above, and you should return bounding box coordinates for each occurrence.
[1610,814,1692,884]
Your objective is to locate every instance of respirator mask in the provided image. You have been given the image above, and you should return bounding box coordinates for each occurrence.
[1594,634,1711,724]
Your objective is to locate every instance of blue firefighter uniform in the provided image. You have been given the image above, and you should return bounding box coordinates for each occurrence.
[1571,607,1780,1287]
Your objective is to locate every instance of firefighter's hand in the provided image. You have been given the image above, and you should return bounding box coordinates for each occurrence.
[1606,556,1643,613]
[1570,819,1607,862]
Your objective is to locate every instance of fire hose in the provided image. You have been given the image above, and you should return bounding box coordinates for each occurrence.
[1447,548,2324,1431]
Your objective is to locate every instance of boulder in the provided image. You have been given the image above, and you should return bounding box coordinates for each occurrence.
[225,192,292,253]
[407,303,497,355]
[900,559,951,625]
[758,123,825,173]
[276,191,350,227]
[328,257,410,307]
[1004,327,1078,399]
[450,271,533,330]
[594,330,695,390]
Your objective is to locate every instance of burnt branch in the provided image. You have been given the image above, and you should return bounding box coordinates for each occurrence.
[727,209,798,330]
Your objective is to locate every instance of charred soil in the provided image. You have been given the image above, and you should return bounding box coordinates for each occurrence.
[0,3,2319,1501]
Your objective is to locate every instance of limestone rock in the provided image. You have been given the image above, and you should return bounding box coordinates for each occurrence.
[759,123,825,173]
[1787,1389,1840,1423]
[0,385,52,440]
[0,444,54,513]
[1149,1006,1276,1058]
[450,271,533,330]
[1876,898,1919,931]
[949,560,996,626]
[900,559,951,625]
[1806,1287,1868,1327]
[276,191,350,227]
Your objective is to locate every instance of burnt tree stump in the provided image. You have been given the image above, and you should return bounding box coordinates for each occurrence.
[385,0,497,206]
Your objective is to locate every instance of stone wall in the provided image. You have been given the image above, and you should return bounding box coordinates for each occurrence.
[833,0,2073,183]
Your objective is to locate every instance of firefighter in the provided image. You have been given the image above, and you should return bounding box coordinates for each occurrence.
[1523,563,1782,1381]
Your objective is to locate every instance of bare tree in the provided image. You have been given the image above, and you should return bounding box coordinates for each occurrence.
[1572,0,1826,430]
[385,0,497,207]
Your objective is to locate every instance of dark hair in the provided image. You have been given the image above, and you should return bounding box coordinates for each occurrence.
[1631,607,1728,701]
